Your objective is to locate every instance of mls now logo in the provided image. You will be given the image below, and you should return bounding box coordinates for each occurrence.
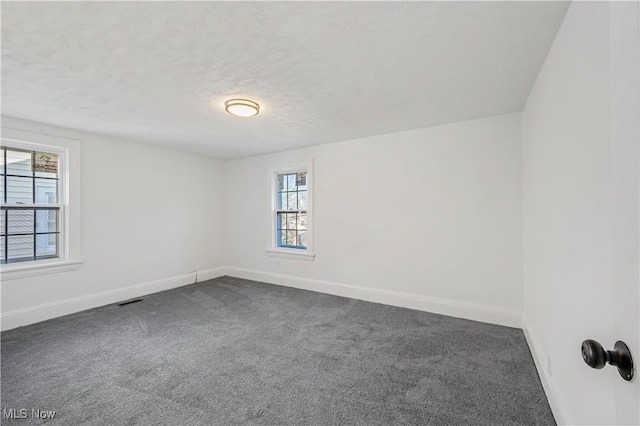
[2,408,56,419]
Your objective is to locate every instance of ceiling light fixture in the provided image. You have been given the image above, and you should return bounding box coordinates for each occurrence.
[225,98,260,117]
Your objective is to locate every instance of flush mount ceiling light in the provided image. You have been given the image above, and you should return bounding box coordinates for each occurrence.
[225,98,260,117]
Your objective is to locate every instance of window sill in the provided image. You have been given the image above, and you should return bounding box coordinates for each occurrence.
[266,249,316,261]
[1,259,83,281]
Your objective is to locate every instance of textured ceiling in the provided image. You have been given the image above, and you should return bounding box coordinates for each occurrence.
[1,2,569,159]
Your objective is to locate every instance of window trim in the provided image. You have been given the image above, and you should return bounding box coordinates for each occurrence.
[267,160,315,261]
[0,128,82,280]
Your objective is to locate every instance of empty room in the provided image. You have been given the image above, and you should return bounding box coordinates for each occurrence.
[1,1,638,425]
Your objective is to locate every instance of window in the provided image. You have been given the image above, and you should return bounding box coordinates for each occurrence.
[1,147,61,264]
[276,172,308,249]
[267,162,314,260]
[0,128,82,279]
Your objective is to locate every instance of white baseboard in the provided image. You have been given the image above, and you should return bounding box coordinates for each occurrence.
[226,266,522,328]
[2,265,521,330]
[195,267,227,283]
[522,315,572,425]
[1,267,226,331]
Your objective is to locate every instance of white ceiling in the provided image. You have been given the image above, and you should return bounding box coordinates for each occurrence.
[2,2,569,159]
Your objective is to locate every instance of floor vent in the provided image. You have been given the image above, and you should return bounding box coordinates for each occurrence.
[118,299,142,306]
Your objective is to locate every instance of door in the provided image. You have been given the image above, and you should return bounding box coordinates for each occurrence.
[610,2,639,423]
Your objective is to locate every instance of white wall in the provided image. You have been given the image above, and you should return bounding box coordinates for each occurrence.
[522,2,639,424]
[1,116,226,329]
[225,113,523,326]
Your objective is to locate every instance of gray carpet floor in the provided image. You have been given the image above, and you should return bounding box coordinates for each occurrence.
[1,276,555,425]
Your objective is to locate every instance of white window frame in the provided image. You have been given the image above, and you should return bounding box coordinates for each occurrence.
[266,160,315,261]
[0,128,82,280]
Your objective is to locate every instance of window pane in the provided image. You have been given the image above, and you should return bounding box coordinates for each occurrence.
[35,179,57,204]
[0,175,4,203]
[277,229,286,247]
[298,191,307,209]
[297,231,307,248]
[7,234,33,260]
[278,192,286,210]
[36,209,58,233]
[1,236,5,261]
[278,175,285,191]
[286,213,297,230]
[297,212,307,230]
[5,150,32,177]
[287,174,296,191]
[286,230,297,246]
[33,151,59,179]
[296,172,307,190]
[36,233,57,257]
[7,209,34,234]
[0,209,5,235]
[5,176,33,204]
[287,192,297,210]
